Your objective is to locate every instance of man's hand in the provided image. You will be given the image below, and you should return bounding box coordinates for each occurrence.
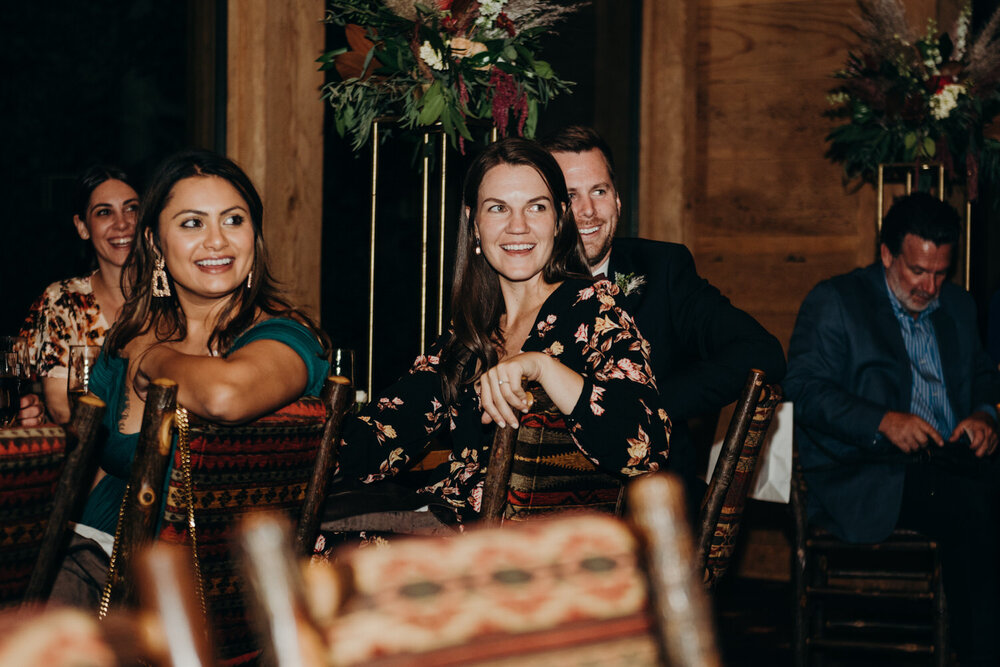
[17,393,46,427]
[949,411,998,458]
[878,411,943,453]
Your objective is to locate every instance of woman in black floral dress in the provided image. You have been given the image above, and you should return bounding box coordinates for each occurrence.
[336,138,670,524]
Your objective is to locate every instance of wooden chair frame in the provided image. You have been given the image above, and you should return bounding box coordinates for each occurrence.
[238,473,721,667]
[696,369,781,586]
[101,376,353,613]
[11,394,107,604]
[791,445,948,666]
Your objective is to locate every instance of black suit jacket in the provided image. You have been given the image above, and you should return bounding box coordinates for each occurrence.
[608,238,787,479]
[784,263,1000,542]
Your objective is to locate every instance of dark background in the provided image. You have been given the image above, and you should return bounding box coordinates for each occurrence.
[0,0,641,396]
[0,0,198,334]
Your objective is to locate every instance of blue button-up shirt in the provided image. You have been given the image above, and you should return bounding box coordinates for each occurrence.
[884,276,956,437]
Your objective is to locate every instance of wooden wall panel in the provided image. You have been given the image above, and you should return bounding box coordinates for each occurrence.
[638,0,697,245]
[227,0,325,318]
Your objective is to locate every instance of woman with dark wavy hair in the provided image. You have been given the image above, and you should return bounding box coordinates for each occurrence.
[51,150,330,607]
[335,138,670,524]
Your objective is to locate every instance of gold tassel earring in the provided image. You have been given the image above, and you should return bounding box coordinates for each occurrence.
[152,255,171,297]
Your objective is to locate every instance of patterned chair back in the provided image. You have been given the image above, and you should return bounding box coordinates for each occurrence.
[316,474,720,666]
[698,372,782,586]
[502,383,625,521]
[160,397,327,665]
[0,394,105,606]
[0,425,66,606]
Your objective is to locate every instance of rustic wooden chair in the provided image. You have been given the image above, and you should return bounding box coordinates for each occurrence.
[791,446,948,667]
[695,368,782,587]
[238,473,720,667]
[100,376,353,665]
[0,394,105,606]
[480,381,628,525]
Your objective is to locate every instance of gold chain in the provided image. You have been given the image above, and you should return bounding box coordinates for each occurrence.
[97,481,130,620]
[175,406,207,618]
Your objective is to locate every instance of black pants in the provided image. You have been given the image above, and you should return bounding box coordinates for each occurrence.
[48,534,109,610]
[897,459,1000,665]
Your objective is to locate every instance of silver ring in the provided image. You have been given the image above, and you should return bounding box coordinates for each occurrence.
[498,379,508,386]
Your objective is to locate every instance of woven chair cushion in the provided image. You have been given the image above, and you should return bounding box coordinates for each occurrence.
[328,513,658,666]
[505,386,624,521]
[159,398,326,664]
[0,425,66,606]
[705,384,782,584]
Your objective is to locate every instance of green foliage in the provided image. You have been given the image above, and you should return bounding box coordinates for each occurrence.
[319,0,577,151]
[824,1,1000,197]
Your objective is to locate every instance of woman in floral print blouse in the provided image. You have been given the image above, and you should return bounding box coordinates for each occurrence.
[338,138,671,522]
[19,165,139,424]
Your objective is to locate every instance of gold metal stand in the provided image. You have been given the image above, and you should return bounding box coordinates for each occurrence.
[364,121,497,400]
[875,163,972,290]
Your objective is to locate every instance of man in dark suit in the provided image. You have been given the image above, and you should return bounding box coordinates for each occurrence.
[784,192,999,664]
[541,126,786,496]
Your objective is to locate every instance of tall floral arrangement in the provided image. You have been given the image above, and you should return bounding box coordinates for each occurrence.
[825,0,1000,199]
[319,0,585,151]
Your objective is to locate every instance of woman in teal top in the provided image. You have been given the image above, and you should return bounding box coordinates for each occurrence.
[53,150,329,606]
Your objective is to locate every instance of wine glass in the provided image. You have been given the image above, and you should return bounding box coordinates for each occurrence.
[331,348,355,384]
[0,336,29,427]
[68,345,101,417]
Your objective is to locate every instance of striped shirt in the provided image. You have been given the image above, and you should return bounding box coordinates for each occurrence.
[884,276,955,437]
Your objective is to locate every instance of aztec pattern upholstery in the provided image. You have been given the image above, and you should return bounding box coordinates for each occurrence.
[159,398,327,665]
[703,384,781,585]
[505,384,625,520]
[0,425,66,606]
[326,513,660,666]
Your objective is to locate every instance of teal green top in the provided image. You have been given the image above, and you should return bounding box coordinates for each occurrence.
[80,318,329,535]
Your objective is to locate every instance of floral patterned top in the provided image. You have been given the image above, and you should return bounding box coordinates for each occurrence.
[19,272,109,379]
[338,278,672,521]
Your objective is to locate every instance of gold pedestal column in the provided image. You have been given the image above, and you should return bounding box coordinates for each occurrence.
[363,123,497,400]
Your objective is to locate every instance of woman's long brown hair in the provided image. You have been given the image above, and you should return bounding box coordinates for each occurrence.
[105,150,328,358]
[439,138,590,404]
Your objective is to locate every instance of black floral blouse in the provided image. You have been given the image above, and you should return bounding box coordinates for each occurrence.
[338,278,671,521]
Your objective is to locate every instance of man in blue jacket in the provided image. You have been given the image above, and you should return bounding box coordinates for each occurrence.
[541,126,786,502]
[785,192,999,664]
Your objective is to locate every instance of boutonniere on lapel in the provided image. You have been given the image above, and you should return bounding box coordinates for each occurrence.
[614,272,647,296]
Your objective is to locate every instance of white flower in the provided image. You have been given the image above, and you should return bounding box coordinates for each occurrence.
[930,83,965,120]
[614,271,647,296]
[419,41,446,71]
[954,4,971,60]
[475,0,508,36]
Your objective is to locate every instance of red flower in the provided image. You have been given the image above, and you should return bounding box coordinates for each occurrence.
[438,0,454,9]
[441,16,459,34]
[496,12,516,36]
[927,74,956,93]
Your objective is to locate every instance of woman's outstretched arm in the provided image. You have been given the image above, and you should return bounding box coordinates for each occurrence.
[135,339,308,424]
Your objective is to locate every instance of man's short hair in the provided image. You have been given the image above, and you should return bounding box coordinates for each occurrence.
[539,125,616,185]
[881,192,961,255]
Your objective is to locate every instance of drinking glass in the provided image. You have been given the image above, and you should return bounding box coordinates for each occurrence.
[0,336,29,427]
[68,345,101,415]
[331,348,355,384]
